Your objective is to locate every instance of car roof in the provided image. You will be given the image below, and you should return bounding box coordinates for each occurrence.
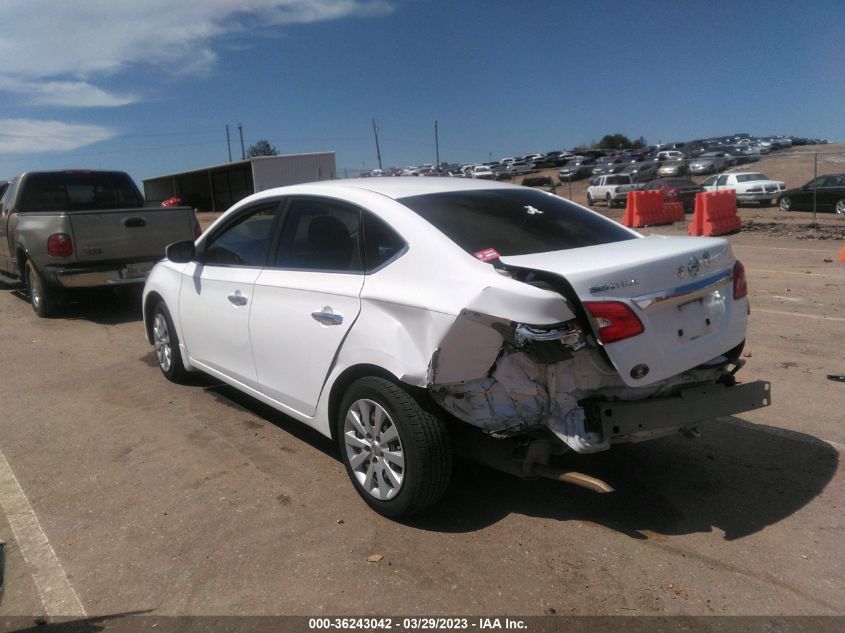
[254,176,522,200]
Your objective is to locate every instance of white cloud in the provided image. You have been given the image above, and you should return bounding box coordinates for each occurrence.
[0,78,136,108]
[0,119,117,154]
[0,1,392,106]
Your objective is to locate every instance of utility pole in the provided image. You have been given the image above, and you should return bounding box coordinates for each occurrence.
[237,123,245,160]
[225,125,232,162]
[434,120,440,172]
[372,118,383,171]
[812,152,818,226]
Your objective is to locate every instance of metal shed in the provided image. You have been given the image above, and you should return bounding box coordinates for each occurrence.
[142,152,336,212]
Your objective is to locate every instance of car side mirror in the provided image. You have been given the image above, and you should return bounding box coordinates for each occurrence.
[166,240,196,263]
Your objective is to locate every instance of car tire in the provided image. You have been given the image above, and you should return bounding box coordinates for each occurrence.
[25,260,62,318]
[151,300,189,383]
[605,193,614,208]
[586,192,593,206]
[338,377,452,518]
[779,196,792,211]
[835,199,845,215]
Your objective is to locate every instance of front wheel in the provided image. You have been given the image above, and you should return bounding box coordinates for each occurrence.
[779,196,791,211]
[835,199,845,215]
[586,192,593,206]
[338,377,451,518]
[152,301,189,383]
[25,260,62,318]
[606,193,614,208]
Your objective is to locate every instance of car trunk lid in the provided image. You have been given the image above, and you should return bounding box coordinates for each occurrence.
[499,235,747,387]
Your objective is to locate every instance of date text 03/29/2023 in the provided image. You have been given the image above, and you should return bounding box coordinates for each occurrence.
[307,617,527,630]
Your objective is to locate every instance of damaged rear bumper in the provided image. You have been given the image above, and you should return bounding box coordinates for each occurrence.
[583,380,772,443]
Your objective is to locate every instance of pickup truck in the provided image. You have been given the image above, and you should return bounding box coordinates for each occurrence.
[586,174,640,207]
[0,170,200,317]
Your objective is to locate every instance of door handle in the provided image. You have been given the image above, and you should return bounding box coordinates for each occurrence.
[123,216,147,228]
[311,308,343,326]
[228,290,248,306]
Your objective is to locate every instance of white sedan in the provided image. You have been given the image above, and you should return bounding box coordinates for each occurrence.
[143,178,770,517]
[701,172,785,205]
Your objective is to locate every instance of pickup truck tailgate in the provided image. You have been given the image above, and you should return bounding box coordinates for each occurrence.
[67,207,195,262]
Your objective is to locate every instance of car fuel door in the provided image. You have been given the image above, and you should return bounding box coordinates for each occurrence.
[250,197,365,417]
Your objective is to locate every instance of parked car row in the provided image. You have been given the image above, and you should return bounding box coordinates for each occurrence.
[584,171,845,215]
[587,176,705,211]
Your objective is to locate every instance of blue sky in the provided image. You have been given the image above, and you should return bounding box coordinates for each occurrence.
[1,0,843,182]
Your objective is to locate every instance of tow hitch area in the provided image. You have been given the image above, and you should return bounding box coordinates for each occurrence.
[584,381,772,442]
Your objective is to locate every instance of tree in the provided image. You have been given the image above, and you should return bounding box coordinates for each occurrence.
[247,139,278,157]
[590,134,647,150]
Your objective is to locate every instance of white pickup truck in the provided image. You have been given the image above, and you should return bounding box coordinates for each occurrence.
[701,172,785,206]
[586,174,640,207]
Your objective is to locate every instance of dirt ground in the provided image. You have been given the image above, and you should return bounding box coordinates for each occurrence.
[0,164,843,625]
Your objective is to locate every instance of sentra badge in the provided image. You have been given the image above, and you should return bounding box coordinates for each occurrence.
[589,279,639,294]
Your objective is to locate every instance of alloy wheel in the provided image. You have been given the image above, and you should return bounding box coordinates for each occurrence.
[343,399,405,501]
[152,313,172,372]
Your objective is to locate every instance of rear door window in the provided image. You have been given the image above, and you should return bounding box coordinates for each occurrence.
[273,198,364,273]
[362,212,406,272]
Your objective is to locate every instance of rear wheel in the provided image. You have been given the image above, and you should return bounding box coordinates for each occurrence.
[835,199,845,215]
[779,196,792,211]
[152,301,189,383]
[586,192,593,205]
[338,377,451,518]
[25,260,61,318]
[605,193,614,208]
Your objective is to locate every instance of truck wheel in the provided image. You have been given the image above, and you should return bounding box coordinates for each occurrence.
[835,199,845,215]
[152,300,189,383]
[338,377,452,518]
[25,261,61,318]
[586,192,594,206]
[779,197,791,211]
[606,193,614,208]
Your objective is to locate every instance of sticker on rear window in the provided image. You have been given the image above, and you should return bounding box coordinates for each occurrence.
[473,247,501,262]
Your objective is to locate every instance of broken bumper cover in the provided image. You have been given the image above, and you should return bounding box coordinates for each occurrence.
[584,380,771,443]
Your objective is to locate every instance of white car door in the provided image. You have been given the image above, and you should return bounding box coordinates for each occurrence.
[249,196,368,417]
[178,201,282,388]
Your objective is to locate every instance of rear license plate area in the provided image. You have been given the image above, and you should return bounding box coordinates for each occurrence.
[121,262,153,279]
[670,291,726,343]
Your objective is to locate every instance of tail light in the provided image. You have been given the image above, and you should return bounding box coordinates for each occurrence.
[584,301,644,344]
[47,233,73,257]
[733,260,747,300]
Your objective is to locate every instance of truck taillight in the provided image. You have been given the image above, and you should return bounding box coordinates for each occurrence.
[47,233,73,257]
[733,260,747,300]
[583,301,644,344]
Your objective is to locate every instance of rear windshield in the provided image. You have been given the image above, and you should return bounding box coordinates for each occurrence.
[17,172,144,211]
[398,189,636,256]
